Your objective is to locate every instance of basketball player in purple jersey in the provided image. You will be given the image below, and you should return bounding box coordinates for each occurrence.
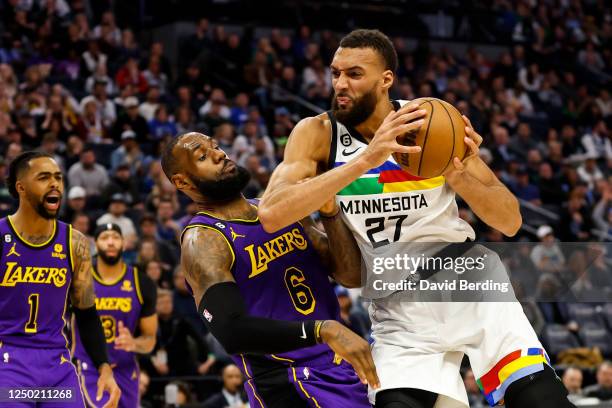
[73,223,157,408]
[161,132,375,408]
[0,151,121,407]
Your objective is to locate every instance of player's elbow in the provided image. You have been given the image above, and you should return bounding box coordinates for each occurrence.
[258,207,283,233]
[501,206,522,237]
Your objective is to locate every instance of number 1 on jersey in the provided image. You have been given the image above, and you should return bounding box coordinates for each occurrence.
[25,293,39,333]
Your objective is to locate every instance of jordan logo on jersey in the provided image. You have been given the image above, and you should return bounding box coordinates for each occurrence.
[244,228,307,278]
[6,243,20,257]
[230,227,245,241]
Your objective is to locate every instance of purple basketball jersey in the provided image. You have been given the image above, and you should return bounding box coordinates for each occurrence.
[72,264,143,369]
[182,203,341,365]
[0,217,73,350]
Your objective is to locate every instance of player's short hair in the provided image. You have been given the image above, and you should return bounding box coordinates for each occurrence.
[7,151,54,199]
[161,133,187,180]
[339,29,398,72]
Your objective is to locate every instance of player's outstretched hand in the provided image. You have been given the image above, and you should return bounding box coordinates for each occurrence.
[320,320,380,389]
[358,102,425,170]
[97,363,121,408]
[114,320,135,352]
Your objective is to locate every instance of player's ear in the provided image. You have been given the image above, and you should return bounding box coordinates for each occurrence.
[381,70,394,91]
[171,173,191,191]
[15,180,25,195]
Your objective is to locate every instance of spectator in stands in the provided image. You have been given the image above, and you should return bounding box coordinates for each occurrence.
[61,185,86,223]
[512,168,541,205]
[202,364,247,408]
[530,225,565,274]
[138,371,153,408]
[110,130,147,176]
[593,188,612,241]
[77,99,106,143]
[67,147,109,199]
[155,198,180,247]
[139,85,161,122]
[148,105,177,141]
[577,157,604,189]
[139,213,178,268]
[81,39,106,77]
[584,361,612,401]
[92,11,121,48]
[115,56,148,95]
[336,286,369,339]
[102,162,142,208]
[150,289,216,376]
[112,96,149,143]
[537,163,567,206]
[229,92,250,127]
[97,193,137,250]
[582,120,612,165]
[562,367,585,404]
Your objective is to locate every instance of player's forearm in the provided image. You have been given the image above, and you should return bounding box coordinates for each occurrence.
[133,334,156,354]
[321,213,363,288]
[452,174,521,236]
[260,159,369,233]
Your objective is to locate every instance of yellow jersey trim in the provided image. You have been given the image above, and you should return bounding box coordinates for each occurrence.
[7,216,56,247]
[196,203,259,223]
[93,263,127,286]
[134,266,144,304]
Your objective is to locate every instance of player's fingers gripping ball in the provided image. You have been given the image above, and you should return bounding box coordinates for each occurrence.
[393,98,468,178]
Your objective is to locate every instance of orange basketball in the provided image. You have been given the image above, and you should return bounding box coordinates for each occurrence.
[393,98,467,178]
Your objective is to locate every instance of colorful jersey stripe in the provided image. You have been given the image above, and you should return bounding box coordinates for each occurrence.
[477,348,550,406]
[335,161,445,196]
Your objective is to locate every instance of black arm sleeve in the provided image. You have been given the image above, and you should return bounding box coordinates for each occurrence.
[198,282,318,355]
[137,273,157,317]
[74,306,109,369]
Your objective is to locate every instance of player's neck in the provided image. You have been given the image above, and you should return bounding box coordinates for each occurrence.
[10,205,55,243]
[354,99,394,141]
[97,260,125,282]
[196,195,257,221]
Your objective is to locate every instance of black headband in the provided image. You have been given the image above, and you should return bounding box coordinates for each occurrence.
[94,223,123,240]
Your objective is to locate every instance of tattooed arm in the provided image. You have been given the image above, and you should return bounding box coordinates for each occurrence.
[70,228,121,408]
[182,226,378,387]
[70,229,95,309]
[301,198,363,288]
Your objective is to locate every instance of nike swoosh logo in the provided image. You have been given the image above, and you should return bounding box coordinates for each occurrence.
[300,322,307,339]
[342,147,362,156]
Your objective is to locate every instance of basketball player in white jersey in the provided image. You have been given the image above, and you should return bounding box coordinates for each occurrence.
[259,29,574,408]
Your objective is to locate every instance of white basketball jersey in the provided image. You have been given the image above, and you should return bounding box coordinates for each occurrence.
[328,100,475,293]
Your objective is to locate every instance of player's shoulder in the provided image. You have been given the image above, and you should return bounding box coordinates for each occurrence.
[294,112,332,135]
[287,112,332,161]
[181,224,232,254]
[69,226,87,247]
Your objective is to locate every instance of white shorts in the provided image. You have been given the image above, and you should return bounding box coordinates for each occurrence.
[367,247,548,407]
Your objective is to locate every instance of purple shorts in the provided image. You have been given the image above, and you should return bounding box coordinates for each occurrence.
[244,359,371,408]
[0,343,85,407]
[76,360,138,408]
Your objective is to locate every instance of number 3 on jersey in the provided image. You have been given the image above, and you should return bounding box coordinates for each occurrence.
[284,267,316,315]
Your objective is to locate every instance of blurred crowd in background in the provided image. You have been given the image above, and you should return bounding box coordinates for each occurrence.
[0,0,611,406]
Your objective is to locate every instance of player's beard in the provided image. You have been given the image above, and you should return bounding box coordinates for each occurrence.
[332,85,378,127]
[98,249,123,266]
[27,191,61,219]
[191,164,251,202]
